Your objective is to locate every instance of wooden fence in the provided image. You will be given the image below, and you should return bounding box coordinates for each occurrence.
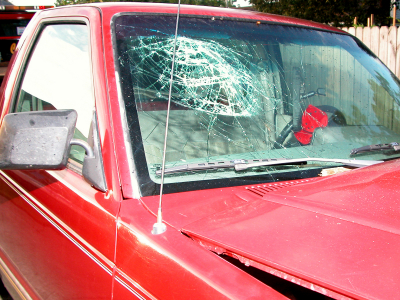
[340,26,400,78]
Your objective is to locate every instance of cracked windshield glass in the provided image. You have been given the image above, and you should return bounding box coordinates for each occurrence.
[114,14,400,195]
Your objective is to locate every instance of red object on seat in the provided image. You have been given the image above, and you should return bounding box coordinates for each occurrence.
[294,104,328,145]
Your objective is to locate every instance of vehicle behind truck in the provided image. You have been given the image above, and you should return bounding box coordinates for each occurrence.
[0,5,52,84]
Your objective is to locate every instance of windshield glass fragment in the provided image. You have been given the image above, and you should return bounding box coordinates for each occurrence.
[114,15,400,196]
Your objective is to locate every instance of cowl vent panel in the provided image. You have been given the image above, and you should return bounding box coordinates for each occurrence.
[245,178,318,197]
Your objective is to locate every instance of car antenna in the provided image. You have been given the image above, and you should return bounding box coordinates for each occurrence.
[152,0,181,235]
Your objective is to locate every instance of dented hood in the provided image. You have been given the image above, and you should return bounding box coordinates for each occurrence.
[141,159,400,299]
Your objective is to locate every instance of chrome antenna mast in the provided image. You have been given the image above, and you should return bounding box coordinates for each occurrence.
[152,0,181,235]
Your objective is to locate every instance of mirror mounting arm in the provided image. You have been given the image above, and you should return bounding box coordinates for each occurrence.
[70,139,94,158]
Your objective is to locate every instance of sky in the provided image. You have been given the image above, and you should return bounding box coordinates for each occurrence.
[233,0,251,7]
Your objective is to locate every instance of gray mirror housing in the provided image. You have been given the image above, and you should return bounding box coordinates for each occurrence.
[0,110,77,170]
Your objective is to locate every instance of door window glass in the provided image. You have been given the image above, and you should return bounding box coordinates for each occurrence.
[15,24,93,164]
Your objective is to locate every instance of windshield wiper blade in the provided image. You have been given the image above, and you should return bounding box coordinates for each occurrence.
[234,157,382,171]
[350,142,400,155]
[155,159,247,175]
[156,157,383,175]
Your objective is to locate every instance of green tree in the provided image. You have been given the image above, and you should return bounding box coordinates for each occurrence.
[249,0,392,27]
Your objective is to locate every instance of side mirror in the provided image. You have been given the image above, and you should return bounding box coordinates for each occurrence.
[0,110,77,170]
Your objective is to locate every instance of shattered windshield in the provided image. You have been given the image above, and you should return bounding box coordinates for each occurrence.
[114,14,400,196]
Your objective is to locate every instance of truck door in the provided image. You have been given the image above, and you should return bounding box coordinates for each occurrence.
[0,19,119,299]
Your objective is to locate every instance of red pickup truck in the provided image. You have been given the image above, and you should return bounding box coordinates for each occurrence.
[0,3,399,300]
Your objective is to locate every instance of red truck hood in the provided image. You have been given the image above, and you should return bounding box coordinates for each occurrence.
[141,159,400,299]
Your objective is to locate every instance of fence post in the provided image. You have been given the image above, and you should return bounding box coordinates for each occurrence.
[387,26,397,74]
[370,26,380,59]
[379,27,389,67]
[396,28,400,78]
[363,27,371,50]
[355,26,363,41]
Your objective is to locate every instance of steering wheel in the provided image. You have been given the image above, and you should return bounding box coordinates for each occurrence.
[274,105,346,148]
[316,105,347,127]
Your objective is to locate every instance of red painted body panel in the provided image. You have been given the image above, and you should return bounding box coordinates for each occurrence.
[117,199,288,300]
[100,4,137,199]
[141,160,400,299]
[0,170,114,299]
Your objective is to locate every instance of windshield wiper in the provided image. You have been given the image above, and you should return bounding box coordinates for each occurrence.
[156,159,247,175]
[234,157,382,171]
[156,157,383,175]
[350,142,400,155]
